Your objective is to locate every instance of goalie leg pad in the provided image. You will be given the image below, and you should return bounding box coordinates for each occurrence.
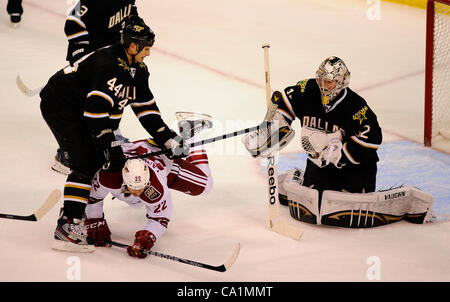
[279,168,304,206]
[319,187,434,228]
[283,183,320,225]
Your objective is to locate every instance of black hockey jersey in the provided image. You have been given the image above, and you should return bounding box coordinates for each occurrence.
[65,0,138,64]
[276,78,382,166]
[40,43,175,147]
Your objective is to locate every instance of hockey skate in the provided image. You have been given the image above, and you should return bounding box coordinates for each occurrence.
[10,13,21,25]
[52,217,95,253]
[176,112,213,139]
[7,0,23,27]
[51,149,71,175]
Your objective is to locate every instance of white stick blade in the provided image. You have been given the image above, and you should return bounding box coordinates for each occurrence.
[52,240,96,253]
[16,75,30,96]
[34,189,62,221]
[16,75,42,97]
[224,243,241,270]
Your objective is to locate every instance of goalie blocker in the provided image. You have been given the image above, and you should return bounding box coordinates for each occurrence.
[279,168,435,228]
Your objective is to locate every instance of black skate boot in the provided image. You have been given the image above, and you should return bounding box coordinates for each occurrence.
[53,216,95,252]
[52,149,71,175]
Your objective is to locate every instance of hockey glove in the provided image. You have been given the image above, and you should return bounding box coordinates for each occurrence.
[95,129,126,172]
[164,135,190,159]
[85,218,112,247]
[127,230,156,259]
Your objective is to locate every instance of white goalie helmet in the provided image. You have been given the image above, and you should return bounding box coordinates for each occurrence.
[316,56,351,103]
[122,159,151,190]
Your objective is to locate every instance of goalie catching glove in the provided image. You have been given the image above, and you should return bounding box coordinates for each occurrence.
[242,111,295,158]
[301,127,344,168]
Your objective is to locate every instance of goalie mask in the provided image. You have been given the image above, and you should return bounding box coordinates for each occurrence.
[316,56,350,104]
[122,159,151,191]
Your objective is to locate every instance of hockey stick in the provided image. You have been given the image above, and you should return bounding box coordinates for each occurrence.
[109,240,241,272]
[128,123,268,160]
[262,43,303,240]
[16,75,43,97]
[0,189,61,221]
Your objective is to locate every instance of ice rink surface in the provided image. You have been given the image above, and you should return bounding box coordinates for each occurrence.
[0,0,449,284]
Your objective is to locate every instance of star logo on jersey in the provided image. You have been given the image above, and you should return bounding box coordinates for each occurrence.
[133,25,145,32]
[117,58,130,71]
[353,106,368,125]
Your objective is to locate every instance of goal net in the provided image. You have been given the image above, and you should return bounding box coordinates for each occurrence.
[424,0,450,146]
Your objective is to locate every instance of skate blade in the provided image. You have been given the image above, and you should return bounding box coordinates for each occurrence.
[175,112,212,121]
[52,240,96,253]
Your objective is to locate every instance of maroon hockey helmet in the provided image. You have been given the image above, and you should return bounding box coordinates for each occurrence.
[121,15,155,53]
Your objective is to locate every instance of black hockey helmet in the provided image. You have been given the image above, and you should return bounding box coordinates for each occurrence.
[120,15,155,53]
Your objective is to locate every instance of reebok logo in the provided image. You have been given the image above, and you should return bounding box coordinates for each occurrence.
[267,156,276,205]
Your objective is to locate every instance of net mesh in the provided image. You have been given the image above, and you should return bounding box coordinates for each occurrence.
[432,1,450,138]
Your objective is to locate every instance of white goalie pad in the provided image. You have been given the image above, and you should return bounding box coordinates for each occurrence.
[284,183,320,225]
[242,111,295,158]
[320,187,434,228]
[301,127,342,168]
[279,168,304,205]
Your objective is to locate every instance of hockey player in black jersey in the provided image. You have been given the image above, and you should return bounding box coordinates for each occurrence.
[61,2,141,175]
[244,56,434,228]
[244,56,382,212]
[53,1,142,175]
[65,0,139,66]
[276,56,382,201]
[40,16,189,252]
[6,0,22,25]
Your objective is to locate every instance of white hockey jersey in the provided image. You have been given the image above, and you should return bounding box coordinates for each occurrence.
[85,138,213,241]
[86,148,172,240]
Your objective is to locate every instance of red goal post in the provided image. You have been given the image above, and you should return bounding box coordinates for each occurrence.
[424,0,450,147]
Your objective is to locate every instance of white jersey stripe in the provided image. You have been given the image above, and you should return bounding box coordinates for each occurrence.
[178,174,207,188]
[87,90,114,107]
[172,163,209,181]
[342,142,360,165]
[351,136,380,149]
[281,90,296,119]
[131,99,156,107]
[83,112,109,118]
[67,30,88,40]
[66,15,87,29]
[136,110,161,119]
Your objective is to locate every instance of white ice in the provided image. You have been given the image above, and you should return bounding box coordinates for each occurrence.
[0,0,449,282]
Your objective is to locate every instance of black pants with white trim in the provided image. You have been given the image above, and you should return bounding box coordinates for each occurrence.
[40,96,105,220]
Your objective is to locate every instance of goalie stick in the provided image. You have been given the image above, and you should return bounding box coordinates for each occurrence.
[0,189,61,221]
[109,240,241,272]
[262,43,303,240]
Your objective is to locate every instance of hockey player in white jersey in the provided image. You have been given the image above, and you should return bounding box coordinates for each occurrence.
[53,114,213,256]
